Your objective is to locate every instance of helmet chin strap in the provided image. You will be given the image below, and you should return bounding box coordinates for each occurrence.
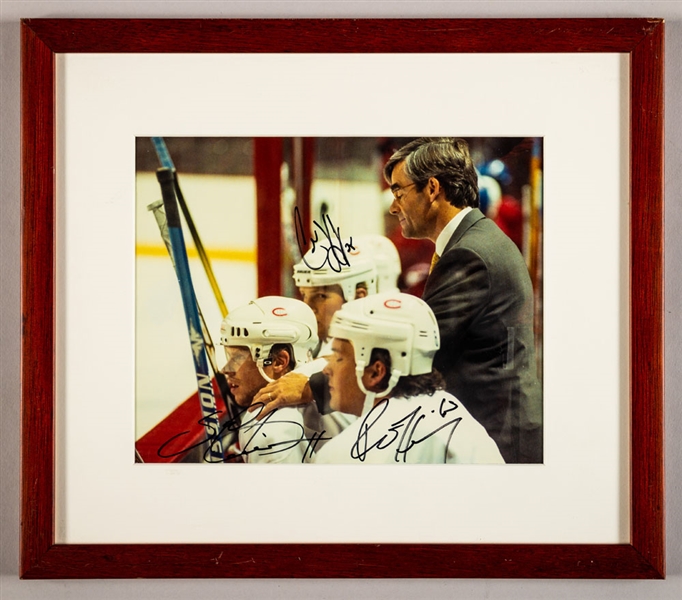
[355,362,402,416]
[257,353,275,383]
[257,364,275,383]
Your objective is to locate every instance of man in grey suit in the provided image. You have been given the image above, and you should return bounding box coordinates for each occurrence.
[383,138,542,463]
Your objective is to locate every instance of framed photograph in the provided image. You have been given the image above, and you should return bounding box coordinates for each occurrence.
[133,135,544,466]
[21,18,664,578]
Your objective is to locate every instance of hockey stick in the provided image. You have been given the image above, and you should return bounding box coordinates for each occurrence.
[147,199,239,427]
[156,167,223,462]
[151,137,229,318]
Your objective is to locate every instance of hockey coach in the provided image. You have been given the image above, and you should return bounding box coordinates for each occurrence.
[383,137,543,463]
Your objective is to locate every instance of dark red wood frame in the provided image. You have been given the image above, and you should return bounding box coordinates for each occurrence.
[20,18,664,579]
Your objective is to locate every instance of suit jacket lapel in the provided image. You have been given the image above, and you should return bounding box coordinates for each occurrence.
[424,208,486,298]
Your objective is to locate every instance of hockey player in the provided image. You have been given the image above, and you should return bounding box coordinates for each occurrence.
[350,234,402,293]
[292,238,378,357]
[315,292,505,464]
[219,296,332,463]
[250,239,378,419]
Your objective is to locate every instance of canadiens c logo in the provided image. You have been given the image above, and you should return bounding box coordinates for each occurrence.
[348,248,361,256]
[272,307,287,317]
[384,299,401,309]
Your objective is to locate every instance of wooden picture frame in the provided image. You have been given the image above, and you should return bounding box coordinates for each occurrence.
[21,18,664,579]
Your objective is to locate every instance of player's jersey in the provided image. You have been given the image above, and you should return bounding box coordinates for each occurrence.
[235,405,311,464]
[314,391,504,464]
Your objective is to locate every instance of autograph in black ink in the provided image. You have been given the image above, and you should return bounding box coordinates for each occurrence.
[294,206,355,272]
[352,397,463,463]
[157,404,331,463]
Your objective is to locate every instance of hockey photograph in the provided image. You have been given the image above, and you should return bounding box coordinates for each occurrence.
[15,16,665,583]
[134,137,544,465]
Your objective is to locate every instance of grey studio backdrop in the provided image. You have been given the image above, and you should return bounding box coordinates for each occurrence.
[0,1,679,599]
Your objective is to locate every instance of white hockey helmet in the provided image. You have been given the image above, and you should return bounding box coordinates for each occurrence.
[351,234,401,293]
[220,296,318,380]
[328,292,440,404]
[293,237,377,301]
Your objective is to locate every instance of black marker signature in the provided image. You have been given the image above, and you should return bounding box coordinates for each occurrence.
[351,397,463,463]
[294,206,355,272]
[157,405,330,463]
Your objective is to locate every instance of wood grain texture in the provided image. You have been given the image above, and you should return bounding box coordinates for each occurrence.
[629,20,665,578]
[20,21,56,578]
[20,18,665,579]
[21,543,662,579]
[23,18,658,53]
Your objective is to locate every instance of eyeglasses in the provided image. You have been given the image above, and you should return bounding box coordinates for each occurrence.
[390,182,417,201]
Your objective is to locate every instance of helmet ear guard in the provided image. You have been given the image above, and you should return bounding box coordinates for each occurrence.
[355,360,403,415]
[220,297,319,378]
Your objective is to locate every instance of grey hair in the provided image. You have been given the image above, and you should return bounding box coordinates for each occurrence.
[383,137,479,209]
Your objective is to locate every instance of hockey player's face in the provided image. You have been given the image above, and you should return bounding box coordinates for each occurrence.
[389,161,432,240]
[298,285,345,341]
[323,339,365,416]
[222,346,267,407]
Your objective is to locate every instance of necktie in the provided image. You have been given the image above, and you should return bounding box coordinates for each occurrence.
[429,252,440,274]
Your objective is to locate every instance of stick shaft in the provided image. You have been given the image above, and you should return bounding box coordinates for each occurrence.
[147,199,238,424]
[156,168,223,462]
[151,137,229,317]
